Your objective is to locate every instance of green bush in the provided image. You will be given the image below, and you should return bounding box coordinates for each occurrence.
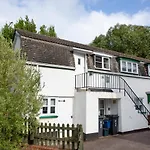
[0,36,42,150]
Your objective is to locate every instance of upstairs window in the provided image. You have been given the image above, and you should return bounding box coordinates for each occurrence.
[95,55,110,70]
[120,60,138,74]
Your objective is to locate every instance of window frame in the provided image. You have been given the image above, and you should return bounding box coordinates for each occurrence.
[50,98,56,114]
[120,60,138,74]
[41,97,57,116]
[42,98,48,114]
[95,55,110,70]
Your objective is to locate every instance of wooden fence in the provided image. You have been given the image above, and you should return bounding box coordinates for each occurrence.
[28,123,83,150]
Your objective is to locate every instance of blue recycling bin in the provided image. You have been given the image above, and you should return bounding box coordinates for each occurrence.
[104,120,111,129]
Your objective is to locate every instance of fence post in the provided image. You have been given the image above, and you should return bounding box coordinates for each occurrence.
[78,125,84,150]
[28,118,34,145]
[62,124,65,149]
[72,124,75,150]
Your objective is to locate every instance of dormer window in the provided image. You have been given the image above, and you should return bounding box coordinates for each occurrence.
[95,55,110,70]
[120,59,138,74]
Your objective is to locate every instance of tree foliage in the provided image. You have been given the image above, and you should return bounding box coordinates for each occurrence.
[0,36,42,150]
[1,23,14,44]
[14,15,37,33]
[90,34,107,48]
[39,25,57,37]
[91,24,150,59]
[1,15,57,44]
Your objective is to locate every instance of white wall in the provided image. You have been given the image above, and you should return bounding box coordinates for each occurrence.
[73,90,121,134]
[74,52,86,75]
[57,97,73,125]
[123,76,150,110]
[119,76,150,132]
[39,97,73,125]
[104,99,118,115]
[111,99,118,115]
[86,91,99,134]
[120,93,147,132]
[73,91,86,133]
[39,67,74,97]
[86,91,120,134]
[38,66,74,125]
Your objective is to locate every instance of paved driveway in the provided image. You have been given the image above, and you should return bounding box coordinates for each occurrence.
[84,131,150,150]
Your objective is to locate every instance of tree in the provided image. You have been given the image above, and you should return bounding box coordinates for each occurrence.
[1,15,57,43]
[0,36,42,150]
[90,34,107,48]
[91,24,150,59]
[14,15,37,33]
[39,25,57,37]
[1,22,14,44]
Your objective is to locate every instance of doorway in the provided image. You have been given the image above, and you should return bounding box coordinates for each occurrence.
[98,98,119,137]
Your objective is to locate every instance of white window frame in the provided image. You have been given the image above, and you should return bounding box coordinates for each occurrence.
[42,98,48,114]
[120,60,138,74]
[50,98,56,114]
[95,55,110,70]
[41,97,57,116]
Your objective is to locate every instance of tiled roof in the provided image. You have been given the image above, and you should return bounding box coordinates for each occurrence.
[18,31,75,67]
[16,29,150,64]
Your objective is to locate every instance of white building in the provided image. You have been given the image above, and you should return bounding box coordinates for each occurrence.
[13,29,150,140]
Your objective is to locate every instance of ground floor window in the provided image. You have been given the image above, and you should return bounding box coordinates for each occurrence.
[42,98,48,114]
[41,97,56,115]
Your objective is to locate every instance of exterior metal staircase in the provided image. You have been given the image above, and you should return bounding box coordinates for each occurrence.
[121,77,150,121]
[75,72,150,122]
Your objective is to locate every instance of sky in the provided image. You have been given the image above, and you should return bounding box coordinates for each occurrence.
[0,0,150,44]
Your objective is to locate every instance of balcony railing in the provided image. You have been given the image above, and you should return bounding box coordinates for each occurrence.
[75,72,124,90]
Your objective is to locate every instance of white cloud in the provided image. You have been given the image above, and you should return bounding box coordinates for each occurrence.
[0,0,150,44]
[141,0,150,3]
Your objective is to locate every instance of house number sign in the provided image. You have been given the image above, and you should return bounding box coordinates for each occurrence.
[58,100,65,102]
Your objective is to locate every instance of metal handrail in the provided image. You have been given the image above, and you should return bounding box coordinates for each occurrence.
[120,77,150,120]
